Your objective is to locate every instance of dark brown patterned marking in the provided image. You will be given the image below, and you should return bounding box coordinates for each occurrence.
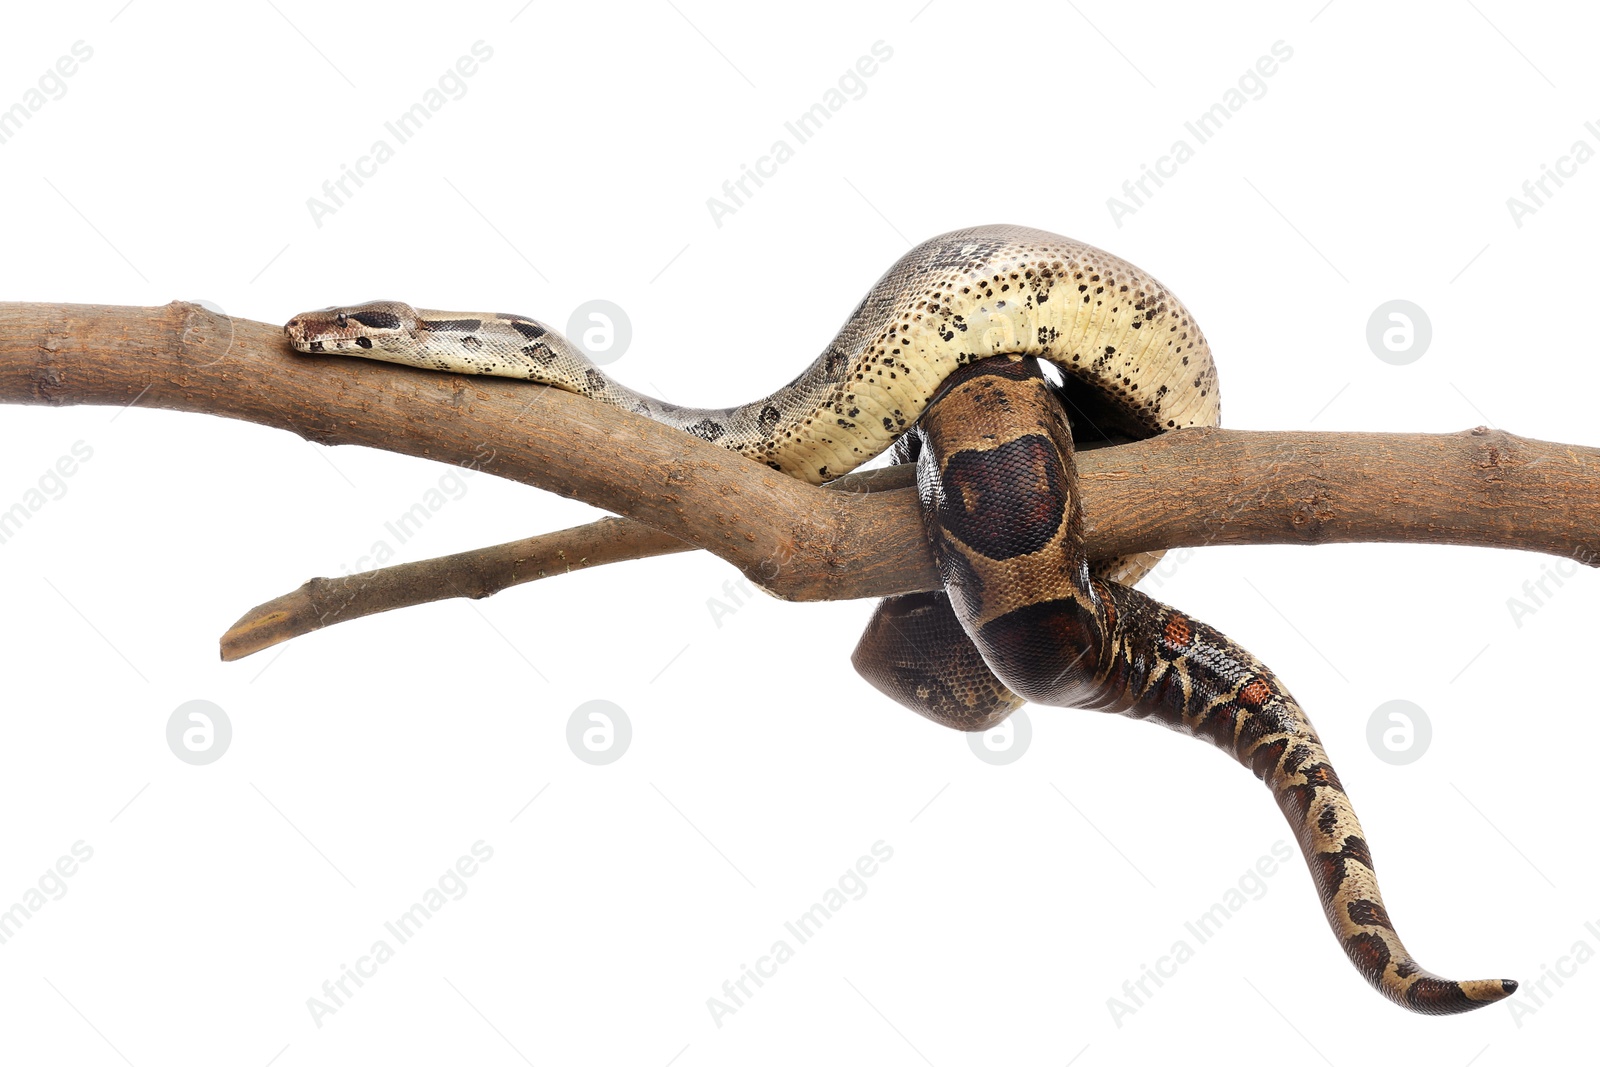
[1280,757,1348,824]
[687,418,725,442]
[1348,899,1394,930]
[937,435,1065,561]
[1405,977,1516,1014]
[1195,700,1241,750]
[976,598,1101,702]
[1345,932,1391,982]
[1317,804,1340,836]
[1314,835,1373,895]
[1231,705,1282,761]
[1248,737,1289,781]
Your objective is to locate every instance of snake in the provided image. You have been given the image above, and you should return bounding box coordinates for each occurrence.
[285,224,1516,1014]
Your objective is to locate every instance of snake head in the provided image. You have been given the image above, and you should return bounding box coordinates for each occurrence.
[284,301,420,355]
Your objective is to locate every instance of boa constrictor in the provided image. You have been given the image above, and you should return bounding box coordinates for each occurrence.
[285,224,1516,1014]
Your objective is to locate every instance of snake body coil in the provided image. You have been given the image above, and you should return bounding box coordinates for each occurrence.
[287,224,1516,1014]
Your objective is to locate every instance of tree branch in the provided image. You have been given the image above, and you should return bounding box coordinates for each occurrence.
[3,302,1597,656]
[220,518,691,660]
[219,465,917,660]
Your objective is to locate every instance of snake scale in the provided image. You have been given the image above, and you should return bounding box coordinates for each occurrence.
[286,224,1516,1014]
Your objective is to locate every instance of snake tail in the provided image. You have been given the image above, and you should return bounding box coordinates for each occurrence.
[903,357,1516,1013]
[1089,581,1518,1013]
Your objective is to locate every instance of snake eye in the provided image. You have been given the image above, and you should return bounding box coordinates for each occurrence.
[335,313,348,328]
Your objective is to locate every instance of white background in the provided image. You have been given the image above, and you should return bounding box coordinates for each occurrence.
[1,2,1596,1064]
